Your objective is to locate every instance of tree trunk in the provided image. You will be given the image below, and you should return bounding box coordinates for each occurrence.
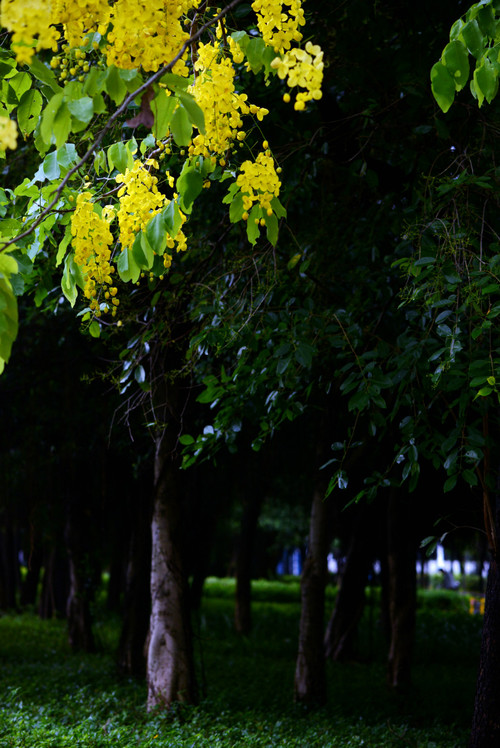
[65,501,96,652]
[324,506,374,661]
[386,490,416,690]
[470,478,500,746]
[146,431,197,709]
[234,457,263,635]
[38,546,69,619]
[294,459,330,706]
[117,492,152,678]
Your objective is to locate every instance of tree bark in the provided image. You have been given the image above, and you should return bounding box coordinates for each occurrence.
[294,458,330,706]
[324,506,374,661]
[146,430,197,709]
[65,501,96,652]
[386,490,416,690]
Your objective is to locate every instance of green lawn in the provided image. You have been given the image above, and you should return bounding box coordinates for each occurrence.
[0,581,482,747]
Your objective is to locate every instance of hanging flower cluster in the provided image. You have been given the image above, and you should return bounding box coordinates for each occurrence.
[237,151,281,215]
[71,192,118,315]
[189,42,269,158]
[251,0,306,54]
[116,159,168,250]
[0,117,17,150]
[271,41,323,110]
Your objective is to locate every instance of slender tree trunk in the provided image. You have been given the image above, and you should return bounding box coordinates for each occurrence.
[294,453,330,706]
[324,507,374,661]
[38,546,69,619]
[386,490,416,690]
[147,431,197,709]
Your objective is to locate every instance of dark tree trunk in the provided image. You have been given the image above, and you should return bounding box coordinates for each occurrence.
[65,501,96,652]
[234,456,263,635]
[386,490,416,690]
[294,450,330,706]
[146,430,197,708]
[38,546,68,619]
[20,546,42,607]
[324,507,374,661]
[117,492,152,678]
[470,475,500,747]
[0,524,19,610]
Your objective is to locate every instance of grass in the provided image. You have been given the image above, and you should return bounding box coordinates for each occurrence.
[0,580,483,747]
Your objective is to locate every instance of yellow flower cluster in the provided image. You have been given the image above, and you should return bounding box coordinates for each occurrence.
[116,159,167,249]
[71,192,118,315]
[0,0,58,63]
[1,0,195,70]
[0,117,17,150]
[271,41,323,110]
[251,0,305,54]
[190,42,269,157]
[237,151,281,214]
[105,0,196,73]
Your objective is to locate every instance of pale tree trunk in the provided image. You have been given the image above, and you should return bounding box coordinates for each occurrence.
[147,428,197,709]
[294,433,330,706]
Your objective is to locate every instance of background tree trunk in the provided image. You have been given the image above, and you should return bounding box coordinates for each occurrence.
[470,481,500,747]
[386,489,416,690]
[324,505,374,661]
[294,430,330,706]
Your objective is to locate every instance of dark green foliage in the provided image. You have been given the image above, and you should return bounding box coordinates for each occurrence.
[0,582,480,747]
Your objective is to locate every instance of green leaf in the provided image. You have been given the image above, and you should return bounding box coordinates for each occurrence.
[431,62,456,113]
[179,434,195,445]
[61,253,79,307]
[0,275,18,374]
[295,341,315,367]
[40,92,64,145]
[477,6,497,37]
[89,320,101,338]
[442,40,470,92]
[52,102,71,148]
[265,212,279,246]
[474,57,498,106]
[67,96,94,125]
[151,91,176,139]
[105,65,127,104]
[117,246,141,283]
[17,89,43,136]
[461,19,484,59]
[8,71,32,101]
[176,163,203,214]
[163,200,182,237]
[170,104,192,147]
[176,91,205,134]
[139,233,155,269]
[28,57,61,93]
[108,141,129,174]
[246,205,261,245]
[229,191,244,223]
[146,213,167,255]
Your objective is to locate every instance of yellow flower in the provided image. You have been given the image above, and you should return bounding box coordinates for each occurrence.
[0,117,18,151]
